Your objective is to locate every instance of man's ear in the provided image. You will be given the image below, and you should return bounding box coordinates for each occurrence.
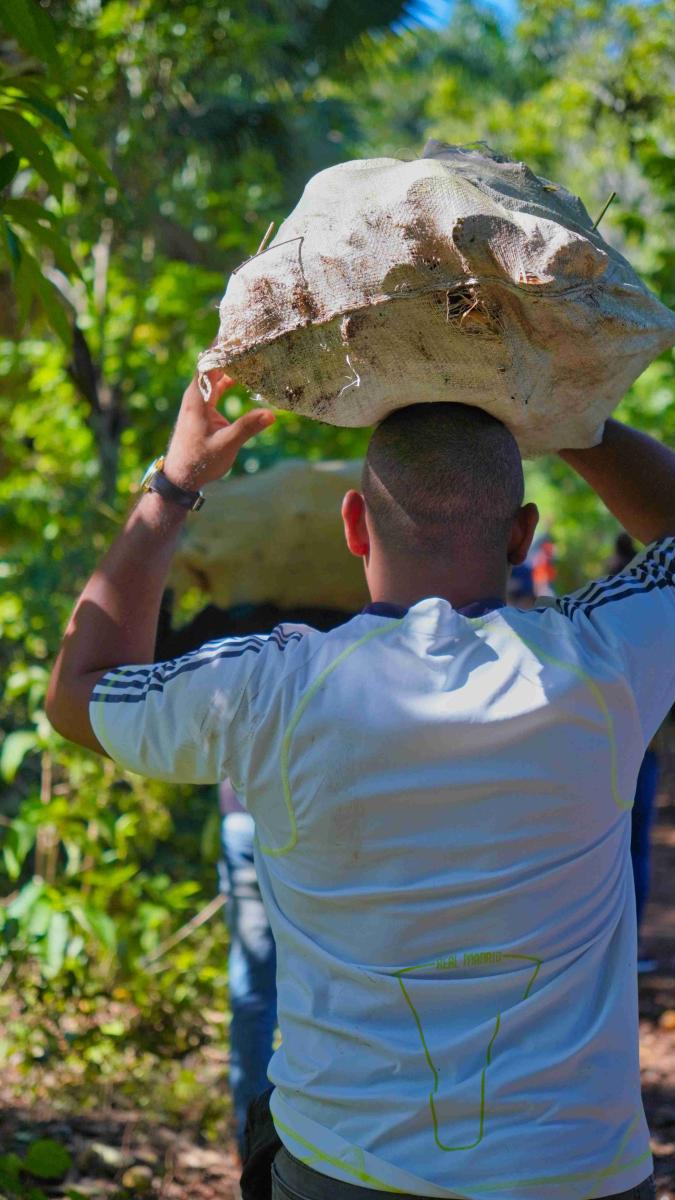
[341,490,370,558]
[507,502,539,566]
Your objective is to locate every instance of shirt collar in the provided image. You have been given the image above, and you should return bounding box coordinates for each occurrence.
[363,597,504,619]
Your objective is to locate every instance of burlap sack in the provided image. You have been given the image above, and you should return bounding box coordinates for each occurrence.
[170,458,367,611]
[198,141,675,456]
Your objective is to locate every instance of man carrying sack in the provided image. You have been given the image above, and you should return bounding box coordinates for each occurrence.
[48,364,674,1200]
[49,142,675,1200]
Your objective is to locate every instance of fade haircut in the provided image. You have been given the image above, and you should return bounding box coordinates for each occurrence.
[362,403,524,559]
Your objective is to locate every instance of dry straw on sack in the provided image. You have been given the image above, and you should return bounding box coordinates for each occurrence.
[198,141,675,457]
[170,458,367,611]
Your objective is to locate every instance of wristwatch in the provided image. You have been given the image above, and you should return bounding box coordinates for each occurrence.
[140,456,205,512]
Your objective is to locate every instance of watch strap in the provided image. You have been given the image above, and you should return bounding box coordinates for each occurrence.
[145,466,205,511]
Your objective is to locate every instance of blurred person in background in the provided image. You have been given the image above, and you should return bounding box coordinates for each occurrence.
[530,530,557,597]
[219,778,277,1156]
[506,562,536,610]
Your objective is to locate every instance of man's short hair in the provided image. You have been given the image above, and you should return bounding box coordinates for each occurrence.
[362,403,524,559]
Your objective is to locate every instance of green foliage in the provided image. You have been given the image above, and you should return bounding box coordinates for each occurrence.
[0,1136,70,1199]
[24,1138,72,1180]
[0,0,672,1124]
[0,0,116,344]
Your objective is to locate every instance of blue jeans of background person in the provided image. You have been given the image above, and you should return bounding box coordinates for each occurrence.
[631,749,660,934]
[220,811,277,1156]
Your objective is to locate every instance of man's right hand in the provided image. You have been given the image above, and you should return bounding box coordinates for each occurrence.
[163,371,275,492]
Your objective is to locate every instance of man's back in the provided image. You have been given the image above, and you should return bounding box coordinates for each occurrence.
[88,538,673,1198]
[49,393,675,1200]
[242,592,653,1199]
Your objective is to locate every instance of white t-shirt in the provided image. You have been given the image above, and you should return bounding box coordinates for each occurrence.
[91,537,675,1200]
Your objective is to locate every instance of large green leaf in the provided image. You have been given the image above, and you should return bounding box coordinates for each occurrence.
[24,1138,72,1180]
[71,903,117,952]
[0,1152,22,1190]
[7,877,45,920]
[25,897,53,939]
[2,819,36,881]
[3,199,81,276]
[44,911,69,977]
[15,246,72,345]
[21,96,71,138]
[1,196,57,226]
[1,215,22,268]
[0,0,62,71]
[0,110,63,199]
[0,729,39,780]
[0,149,19,190]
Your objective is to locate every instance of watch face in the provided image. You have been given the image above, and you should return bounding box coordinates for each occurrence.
[140,456,164,490]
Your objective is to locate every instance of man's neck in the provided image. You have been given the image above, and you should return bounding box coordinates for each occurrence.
[367,557,509,612]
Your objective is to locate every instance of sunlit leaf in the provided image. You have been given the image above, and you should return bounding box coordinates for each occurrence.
[44,911,69,978]
[1,196,57,226]
[100,1019,126,1036]
[7,878,45,920]
[1,819,36,881]
[0,729,39,780]
[21,97,71,138]
[25,897,52,939]
[71,903,117,951]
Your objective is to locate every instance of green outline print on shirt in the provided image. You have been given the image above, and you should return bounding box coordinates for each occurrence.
[274,1101,649,1198]
[476,1109,650,1195]
[467,616,632,811]
[273,1116,401,1193]
[395,950,542,1153]
[258,618,406,858]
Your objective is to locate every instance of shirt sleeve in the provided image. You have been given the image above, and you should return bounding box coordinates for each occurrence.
[89,627,304,786]
[554,536,675,743]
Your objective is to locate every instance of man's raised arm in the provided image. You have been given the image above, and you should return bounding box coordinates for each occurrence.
[559,418,675,545]
[46,373,274,753]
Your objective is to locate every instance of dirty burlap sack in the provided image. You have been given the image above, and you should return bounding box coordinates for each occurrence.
[198,141,675,456]
[170,458,367,611]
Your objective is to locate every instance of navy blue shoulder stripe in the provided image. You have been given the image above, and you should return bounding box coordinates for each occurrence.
[564,565,647,613]
[560,541,673,615]
[109,627,302,682]
[112,633,268,680]
[562,577,671,621]
[96,644,269,693]
[556,540,673,622]
[109,627,303,682]
[92,628,305,705]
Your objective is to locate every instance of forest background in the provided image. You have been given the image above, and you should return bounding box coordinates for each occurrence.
[0,0,673,1194]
